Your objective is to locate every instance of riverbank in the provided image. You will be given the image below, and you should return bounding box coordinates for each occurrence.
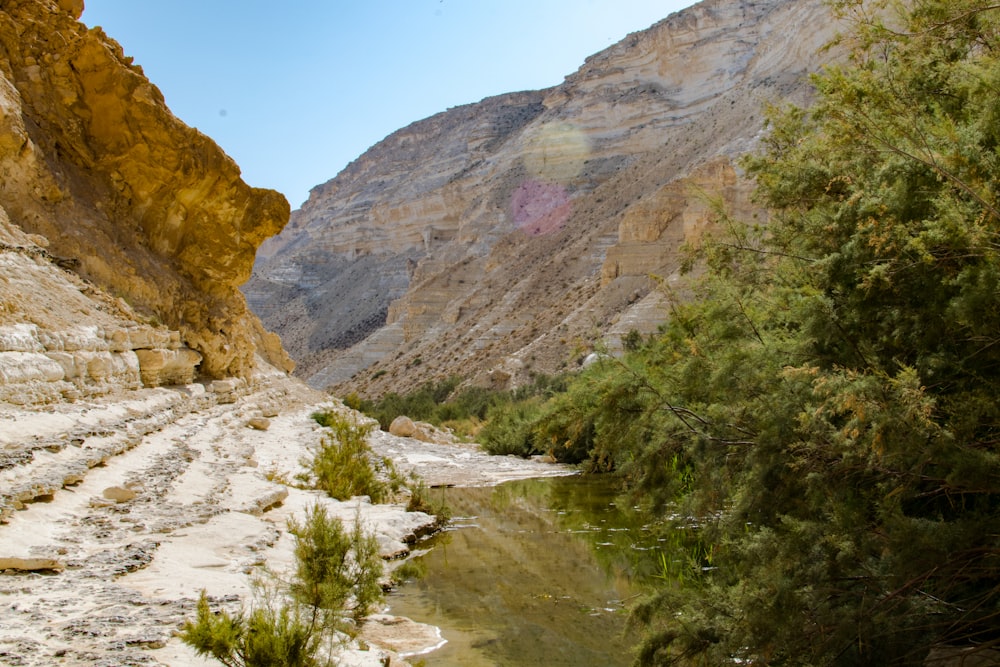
[0,365,572,666]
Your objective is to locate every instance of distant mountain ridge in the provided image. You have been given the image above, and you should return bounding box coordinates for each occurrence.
[245,0,844,396]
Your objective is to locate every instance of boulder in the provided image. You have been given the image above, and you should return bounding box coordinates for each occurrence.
[0,557,64,571]
[388,415,453,445]
[102,486,137,502]
[248,416,271,431]
[388,415,416,438]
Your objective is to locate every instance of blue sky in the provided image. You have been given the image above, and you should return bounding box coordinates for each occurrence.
[82,1,696,208]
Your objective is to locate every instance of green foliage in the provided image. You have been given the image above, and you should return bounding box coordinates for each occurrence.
[450,2,1000,663]
[341,392,364,412]
[353,372,572,445]
[622,328,645,352]
[181,503,384,666]
[181,593,250,667]
[478,399,545,457]
[181,589,320,667]
[604,2,1000,664]
[356,376,463,429]
[288,504,383,627]
[301,411,391,503]
[306,410,444,521]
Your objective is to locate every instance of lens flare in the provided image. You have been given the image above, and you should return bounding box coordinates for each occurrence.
[509,122,589,237]
[511,179,572,236]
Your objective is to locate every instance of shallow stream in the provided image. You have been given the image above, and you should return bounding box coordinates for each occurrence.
[385,475,663,666]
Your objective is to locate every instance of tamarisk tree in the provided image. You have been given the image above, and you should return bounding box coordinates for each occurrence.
[553,1,1000,663]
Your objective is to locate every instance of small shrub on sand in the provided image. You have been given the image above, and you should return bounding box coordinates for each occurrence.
[180,502,384,666]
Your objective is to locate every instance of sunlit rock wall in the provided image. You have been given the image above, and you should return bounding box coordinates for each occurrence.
[0,0,292,379]
[247,0,842,396]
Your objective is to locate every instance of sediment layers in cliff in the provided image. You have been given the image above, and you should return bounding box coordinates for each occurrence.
[246,0,842,396]
[0,0,292,392]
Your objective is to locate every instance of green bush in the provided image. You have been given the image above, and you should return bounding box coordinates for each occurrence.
[302,411,390,503]
[478,400,544,457]
[601,2,1000,662]
[182,591,319,667]
[181,502,385,666]
[288,504,383,627]
[354,373,571,448]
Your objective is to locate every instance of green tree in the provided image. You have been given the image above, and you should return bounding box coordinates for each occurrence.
[180,503,385,666]
[601,1,1000,663]
[181,590,319,667]
[288,504,384,628]
[303,411,392,502]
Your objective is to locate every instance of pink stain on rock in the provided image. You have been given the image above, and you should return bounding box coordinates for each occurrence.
[510,179,572,236]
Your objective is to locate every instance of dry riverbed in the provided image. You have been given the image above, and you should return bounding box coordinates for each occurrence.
[0,366,572,666]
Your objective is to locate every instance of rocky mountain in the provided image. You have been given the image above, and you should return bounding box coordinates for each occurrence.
[1,0,292,391]
[245,0,844,397]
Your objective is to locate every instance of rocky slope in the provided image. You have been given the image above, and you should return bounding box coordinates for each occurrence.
[245,0,844,396]
[1,0,291,382]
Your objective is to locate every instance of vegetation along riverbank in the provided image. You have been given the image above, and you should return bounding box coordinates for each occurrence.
[360,2,1000,664]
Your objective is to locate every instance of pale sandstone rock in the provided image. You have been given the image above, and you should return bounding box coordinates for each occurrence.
[0,324,43,352]
[174,383,207,398]
[134,348,202,387]
[248,416,271,431]
[209,378,241,394]
[102,486,138,502]
[0,363,574,663]
[41,326,105,352]
[208,377,247,405]
[84,351,139,383]
[0,351,65,384]
[0,557,64,571]
[360,614,447,659]
[124,327,178,351]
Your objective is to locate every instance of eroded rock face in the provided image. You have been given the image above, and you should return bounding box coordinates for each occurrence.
[0,0,292,379]
[0,206,208,402]
[245,0,843,396]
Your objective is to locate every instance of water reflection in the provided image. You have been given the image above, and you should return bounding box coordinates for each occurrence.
[385,475,663,666]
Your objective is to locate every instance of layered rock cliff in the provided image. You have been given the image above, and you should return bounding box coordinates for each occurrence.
[0,0,292,391]
[246,0,843,396]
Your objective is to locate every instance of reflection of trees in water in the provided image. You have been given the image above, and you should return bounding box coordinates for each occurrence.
[389,475,660,666]
[491,475,686,586]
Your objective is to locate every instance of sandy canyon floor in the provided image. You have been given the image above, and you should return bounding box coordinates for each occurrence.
[0,366,571,666]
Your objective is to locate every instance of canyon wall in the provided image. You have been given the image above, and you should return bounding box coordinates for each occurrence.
[246,0,843,396]
[0,0,292,396]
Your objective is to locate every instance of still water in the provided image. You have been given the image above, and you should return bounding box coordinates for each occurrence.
[385,475,662,666]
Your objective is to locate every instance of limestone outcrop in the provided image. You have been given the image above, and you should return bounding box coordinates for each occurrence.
[0,359,572,664]
[0,207,206,403]
[245,0,843,396]
[0,0,292,380]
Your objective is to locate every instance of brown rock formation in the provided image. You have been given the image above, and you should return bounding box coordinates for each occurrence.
[245,0,844,396]
[0,0,292,380]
